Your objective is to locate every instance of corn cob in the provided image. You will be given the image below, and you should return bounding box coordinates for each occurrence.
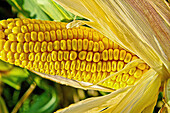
[0,18,149,89]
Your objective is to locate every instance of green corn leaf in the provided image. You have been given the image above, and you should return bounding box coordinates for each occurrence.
[1,67,29,90]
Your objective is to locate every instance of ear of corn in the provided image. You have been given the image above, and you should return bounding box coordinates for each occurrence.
[0,18,149,89]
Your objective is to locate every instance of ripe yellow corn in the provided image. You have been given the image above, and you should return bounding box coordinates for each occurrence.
[0,18,149,89]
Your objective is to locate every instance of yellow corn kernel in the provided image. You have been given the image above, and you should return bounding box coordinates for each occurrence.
[107,61,112,72]
[88,32,92,40]
[80,61,86,71]
[17,33,24,42]
[137,63,146,70]
[113,82,120,89]
[76,60,81,70]
[45,24,51,31]
[24,33,31,42]
[78,29,83,39]
[11,25,20,34]
[108,49,114,60]
[93,42,99,52]
[14,52,20,59]
[35,52,41,61]
[72,39,77,51]
[84,72,92,82]
[70,51,77,60]
[132,55,139,61]
[0,39,6,51]
[86,52,93,62]
[55,61,60,70]
[127,76,135,85]
[60,40,66,50]
[124,53,132,63]
[129,67,136,75]
[49,62,55,70]
[31,32,37,41]
[51,51,57,61]
[44,31,50,41]
[114,49,119,60]
[134,69,143,78]
[93,32,99,42]
[39,61,44,69]
[8,22,15,29]
[50,24,56,30]
[112,61,117,71]
[117,61,124,71]
[102,62,107,72]
[50,70,56,75]
[0,20,8,28]
[113,42,119,49]
[116,74,122,82]
[65,61,71,70]
[78,51,87,60]
[64,51,69,60]
[47,42,53,52]
[122,73,129,82]
[4,29,12,36]
[58,51,63,61]
[15,59,21,66]
[39,24,46,32]
[96,61,102,72]
[62,29,67,40]
[44,62,49,70]
[21,25,28,33]
[99,41,104,52]
[23,19,30,25]
[91,63,97,73]
[56,30,62,40]
[27,24,33,32]
[34,42,41,53]
[4,40,11,51]
[96,72,102,81]
[120,82,127,88]
[22,60,28,67]
[55,24,61,30]
[47,53,52,62]
[26,61,33,69]
[41,52,47,62]
[28,53,35,61]
[67,40,72,50]
[86,62,92,72]
[68,29,73,39]
[34,24,40,32]
[72,29,77,38]
[53,41,60,51]
[88,41,93,51]
[120,50,126,60]
[78,39,83,51]
[8,34,16,41]
[50,30,56,41]
[93,52,100,62]
[83,30,88,39]
[70,60,76,70]
[83,39,88,50]
[102,50,108,61]
[102,37,109,49]
[20,53,28,61]
[7,51,14,59]
[38,32,44,42]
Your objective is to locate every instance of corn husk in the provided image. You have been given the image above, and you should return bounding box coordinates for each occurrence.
[52,0,170,112]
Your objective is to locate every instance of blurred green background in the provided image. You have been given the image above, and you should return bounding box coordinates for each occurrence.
[0,0,164,113]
